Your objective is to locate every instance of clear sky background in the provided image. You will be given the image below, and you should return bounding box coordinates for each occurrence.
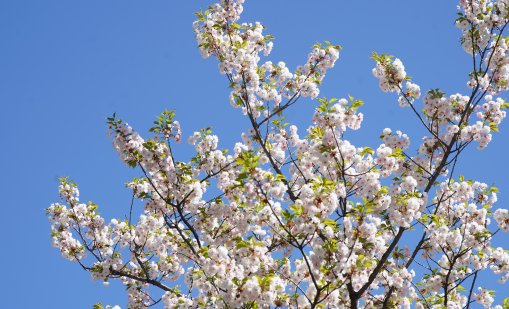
[1,0,508,308]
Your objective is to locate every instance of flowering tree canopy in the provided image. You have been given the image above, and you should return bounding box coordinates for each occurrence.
[47,0,509,308]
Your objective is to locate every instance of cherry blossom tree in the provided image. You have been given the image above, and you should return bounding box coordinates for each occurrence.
[47,0,509,308]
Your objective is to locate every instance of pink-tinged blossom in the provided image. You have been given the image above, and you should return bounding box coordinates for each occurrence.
[494,208,509,231]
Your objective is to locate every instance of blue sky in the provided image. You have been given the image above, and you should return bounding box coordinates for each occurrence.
[1,0,507,307]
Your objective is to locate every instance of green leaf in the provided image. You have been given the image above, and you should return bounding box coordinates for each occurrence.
[489,122,499,132]
[347,95,364,110]
[307,127,325,140]
[389,148,405,160]
[502,297,509,309]
[290,204,303,216]
[323,218,337,229]
[427,88,445,99]
[360,146,374,156]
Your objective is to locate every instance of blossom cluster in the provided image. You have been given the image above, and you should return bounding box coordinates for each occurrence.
[371,52,407,93]
[457,0,509,93]
[194,0,340,121]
